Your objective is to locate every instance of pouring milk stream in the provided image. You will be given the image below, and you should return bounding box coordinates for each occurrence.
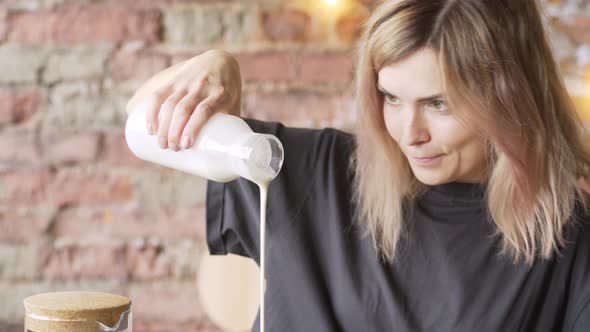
[125,103,284,332]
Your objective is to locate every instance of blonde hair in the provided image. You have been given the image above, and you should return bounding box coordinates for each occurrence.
[353,0,590,265]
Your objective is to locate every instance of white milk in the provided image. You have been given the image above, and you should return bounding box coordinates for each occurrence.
[258,181,269,332]
[125,103,283,332]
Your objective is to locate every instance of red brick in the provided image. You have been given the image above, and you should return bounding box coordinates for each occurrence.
[236,51,296,82]
[243,90,355,126]
[127,241,171,281]
[0,208,54,243]
[54,207,206,243]
[46,169,134,207]
[1,157,133,208]
[40,241,128,280]
[0,129,40,165]
[569,16,590,44]
[553,16,590,44]
[169,48,210,65]
[0,88,44,125]
[170,53,197,65]
[100,131,153,168]
[128,283,205,323]
[336,9,369,44]
[42,131,100,165]
[0,168,53,206]
[262,8,311,42]
[0,9,7,43]
[297,52,354,84]
[110,49,170,82]
[357,0,380,10]
[104,0,228,8]
[7,4,161,44]
[39,236,198,281]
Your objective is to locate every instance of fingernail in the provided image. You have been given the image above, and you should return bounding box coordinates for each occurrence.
[158,136,167,149]
[181,136,191,149]
[147,123,153,135]
[170,142,179,151]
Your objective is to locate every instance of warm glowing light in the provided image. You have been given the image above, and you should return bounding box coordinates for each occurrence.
[324,0,338,6]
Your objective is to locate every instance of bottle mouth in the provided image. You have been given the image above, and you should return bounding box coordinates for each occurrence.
[231,133,284,184]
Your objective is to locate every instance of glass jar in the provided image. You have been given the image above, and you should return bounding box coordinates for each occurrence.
[24,291,132,332]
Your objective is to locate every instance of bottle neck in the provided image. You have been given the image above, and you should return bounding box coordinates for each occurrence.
[228,133,283,184]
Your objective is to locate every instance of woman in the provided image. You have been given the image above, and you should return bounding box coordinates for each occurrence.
[127,0,590,330]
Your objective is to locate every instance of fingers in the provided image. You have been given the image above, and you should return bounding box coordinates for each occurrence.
[168,89,202,150]
[145,85,173,135]
[180,87,225,149]
[157,88,187,150]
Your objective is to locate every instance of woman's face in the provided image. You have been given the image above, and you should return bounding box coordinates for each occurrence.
[378,48,488,185]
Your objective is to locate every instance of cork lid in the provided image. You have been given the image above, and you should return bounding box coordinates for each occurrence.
[24,291,131,332]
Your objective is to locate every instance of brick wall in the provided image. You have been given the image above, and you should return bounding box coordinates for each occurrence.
[0,0,588,331]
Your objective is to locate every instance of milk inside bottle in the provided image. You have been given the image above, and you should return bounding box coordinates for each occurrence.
[125,102,283,183]
[125,102,284,332]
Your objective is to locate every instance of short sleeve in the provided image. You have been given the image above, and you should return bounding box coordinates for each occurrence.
[205,118,345,264]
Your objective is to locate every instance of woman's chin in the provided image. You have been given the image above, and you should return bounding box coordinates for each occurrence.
[412,170,450,186]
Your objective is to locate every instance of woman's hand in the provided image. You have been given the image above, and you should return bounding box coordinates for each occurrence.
[126,49,242,151]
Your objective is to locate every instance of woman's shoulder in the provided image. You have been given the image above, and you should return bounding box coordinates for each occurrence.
[243,118,356,166]
[566,196,590,246]
[562,196,590,331]
[571,191,590,229]
[561,197,590,286]
[244,117,351,141]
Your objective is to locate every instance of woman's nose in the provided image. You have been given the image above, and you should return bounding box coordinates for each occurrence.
[402,108,430,146]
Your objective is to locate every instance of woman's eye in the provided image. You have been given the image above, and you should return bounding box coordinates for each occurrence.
[384,94,401,105]
[428,100,448,112]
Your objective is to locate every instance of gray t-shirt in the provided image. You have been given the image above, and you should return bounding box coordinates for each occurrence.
[206,119,590,332]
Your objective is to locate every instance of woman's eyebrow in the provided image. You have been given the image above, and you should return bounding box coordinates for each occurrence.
[376,83,443,102]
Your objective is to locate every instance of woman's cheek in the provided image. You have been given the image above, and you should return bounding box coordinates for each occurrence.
[383,108,401,143]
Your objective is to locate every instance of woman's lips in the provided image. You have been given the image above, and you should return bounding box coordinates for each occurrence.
[412,154,444,166]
